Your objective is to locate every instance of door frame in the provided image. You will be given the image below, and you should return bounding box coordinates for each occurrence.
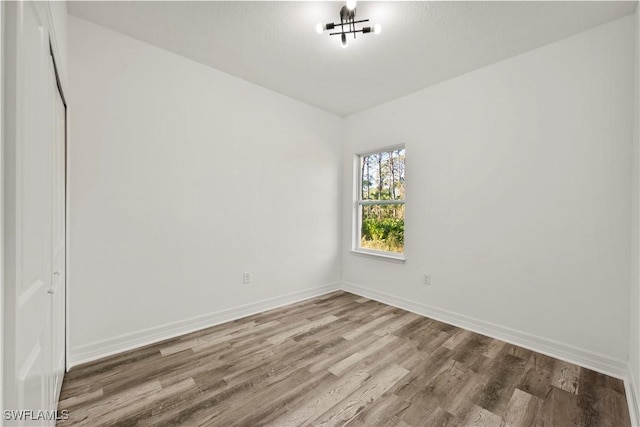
[1,0,6,420]
[39,1,70,375]
[49,38,67,380]
[48,45,68,411]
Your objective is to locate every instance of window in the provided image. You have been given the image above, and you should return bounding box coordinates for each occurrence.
[355,147,405,258]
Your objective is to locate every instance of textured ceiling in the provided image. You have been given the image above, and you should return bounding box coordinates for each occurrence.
[68,1,637,117]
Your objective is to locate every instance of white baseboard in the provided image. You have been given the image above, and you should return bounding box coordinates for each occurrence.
[626,367,640,427]
[68,282,340,368]
[340,281,628,379]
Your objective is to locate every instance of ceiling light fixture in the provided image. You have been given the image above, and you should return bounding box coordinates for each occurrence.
[315,1,381,48]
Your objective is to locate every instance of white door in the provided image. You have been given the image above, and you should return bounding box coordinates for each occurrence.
[49,52,66,408]
[3,2,65,425]
[10,1,53,419]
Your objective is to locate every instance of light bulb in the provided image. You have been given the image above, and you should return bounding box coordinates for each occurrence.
[346,0,356,10]
[374,24,382,35]
[316,23,324,34]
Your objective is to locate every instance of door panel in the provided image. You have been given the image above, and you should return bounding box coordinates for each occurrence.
[50,54,66,404]
[14,3,52,422]
[3,2,66,425]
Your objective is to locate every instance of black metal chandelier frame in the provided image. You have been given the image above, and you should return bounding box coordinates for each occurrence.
[317,2,380,47]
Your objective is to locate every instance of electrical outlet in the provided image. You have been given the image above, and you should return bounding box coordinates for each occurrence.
[422,274,431,285]
[243,272,251,284]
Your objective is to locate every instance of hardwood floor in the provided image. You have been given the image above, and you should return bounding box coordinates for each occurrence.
[58,291,631,426]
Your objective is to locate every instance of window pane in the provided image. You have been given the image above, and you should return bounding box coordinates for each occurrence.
[360,203,404,253]
[361,149,405,201]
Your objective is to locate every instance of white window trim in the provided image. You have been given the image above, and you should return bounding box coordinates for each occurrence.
[352,145,406,261]
[350,248,406,263]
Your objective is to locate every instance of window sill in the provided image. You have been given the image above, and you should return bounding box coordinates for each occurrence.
[350,249,406,263]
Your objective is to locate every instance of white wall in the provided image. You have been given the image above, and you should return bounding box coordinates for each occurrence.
[342,16,635,366]
[68,9,638,379]
[68,16,342,363]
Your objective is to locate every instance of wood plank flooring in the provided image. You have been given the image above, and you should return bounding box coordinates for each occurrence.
[57,291,631,426]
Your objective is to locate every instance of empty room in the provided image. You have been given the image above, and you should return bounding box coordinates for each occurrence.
[3,0,640,425]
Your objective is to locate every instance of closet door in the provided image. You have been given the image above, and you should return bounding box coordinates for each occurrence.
[49,52,66,408]
[3,2,64,424]
[11,1,52,418]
